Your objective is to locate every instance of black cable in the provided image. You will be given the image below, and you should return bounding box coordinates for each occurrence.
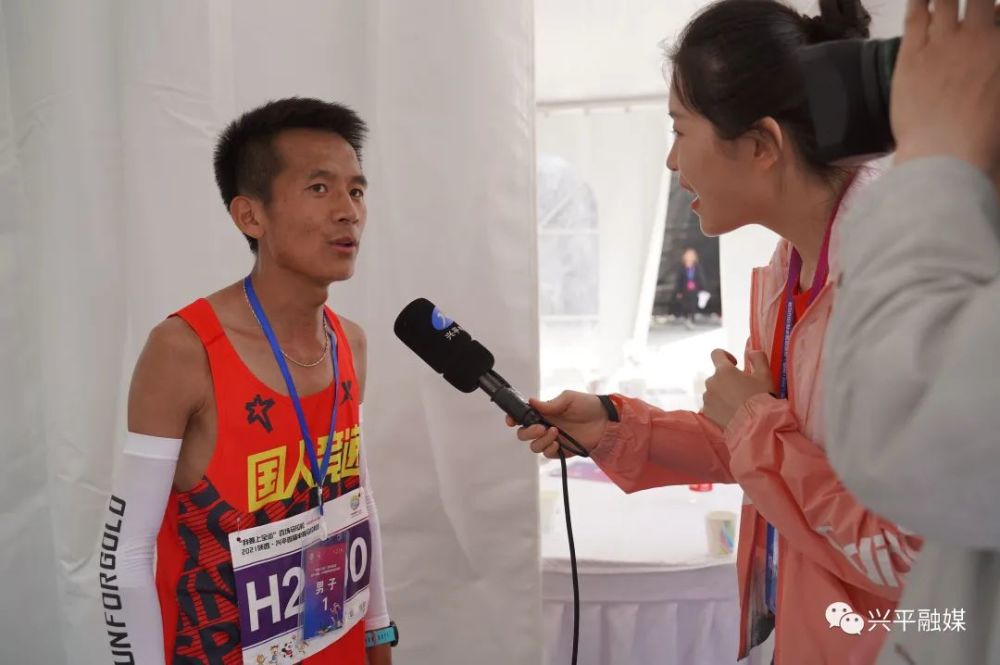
[521,415,586,664]
[534,415,589,458]
[557,444,581,665]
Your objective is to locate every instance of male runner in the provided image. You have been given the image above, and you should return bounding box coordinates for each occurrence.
[98,98,394,665]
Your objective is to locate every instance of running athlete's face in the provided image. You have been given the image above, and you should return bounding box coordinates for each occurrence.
[255,129,367,283]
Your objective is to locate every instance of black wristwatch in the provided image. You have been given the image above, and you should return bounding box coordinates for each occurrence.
[365,621,399,648]
[598,394,620,422]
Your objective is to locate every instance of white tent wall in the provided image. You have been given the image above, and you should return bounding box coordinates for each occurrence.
[536,0,907,102]
[536,107,670,378]
[0,2,541,664]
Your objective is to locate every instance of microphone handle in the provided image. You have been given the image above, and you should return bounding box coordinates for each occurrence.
[493,386,541,426]
[478,371,545,427]
[479,371,590,457]
[483,379,590,458]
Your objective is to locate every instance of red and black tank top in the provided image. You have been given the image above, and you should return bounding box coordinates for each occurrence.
[155,299,365,664]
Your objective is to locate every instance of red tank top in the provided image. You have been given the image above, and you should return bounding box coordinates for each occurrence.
[155,299,365,664]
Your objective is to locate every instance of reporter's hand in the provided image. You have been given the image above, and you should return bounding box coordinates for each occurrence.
[702,349,773,430]
[504,391,609,459]
[891,0,1000,184]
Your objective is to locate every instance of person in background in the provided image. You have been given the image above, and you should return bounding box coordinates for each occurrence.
[675,247,708,328]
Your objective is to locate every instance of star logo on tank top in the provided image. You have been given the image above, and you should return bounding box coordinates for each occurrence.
[245,394,276,433]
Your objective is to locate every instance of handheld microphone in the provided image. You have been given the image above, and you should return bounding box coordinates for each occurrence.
[394,296,586,665]
[393,297,588,457]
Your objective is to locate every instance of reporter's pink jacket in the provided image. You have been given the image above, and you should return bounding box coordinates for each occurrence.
[591,183,922,664]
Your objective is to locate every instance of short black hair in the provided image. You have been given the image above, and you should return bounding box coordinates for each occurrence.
[669,0,870,181]
[213,97,368,252]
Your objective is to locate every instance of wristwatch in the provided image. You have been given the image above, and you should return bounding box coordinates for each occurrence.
[365,621,399,648]
[597,394,621,422]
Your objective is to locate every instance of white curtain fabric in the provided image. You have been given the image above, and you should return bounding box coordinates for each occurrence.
[543,565,744,665]
[0,2,541,664]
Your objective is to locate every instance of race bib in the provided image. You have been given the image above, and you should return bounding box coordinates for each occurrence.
[228,488,372,665]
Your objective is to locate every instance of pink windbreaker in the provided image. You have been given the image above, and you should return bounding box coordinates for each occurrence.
[590,183,923,664]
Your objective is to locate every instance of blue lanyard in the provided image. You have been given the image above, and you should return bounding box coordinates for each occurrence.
[777,257,803,401]
[779,220,835,395]
[243,276,340,514]
[764,182,845,614]
[766,258,804,613]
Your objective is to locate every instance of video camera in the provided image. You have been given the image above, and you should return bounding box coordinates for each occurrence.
[801,37,901,163]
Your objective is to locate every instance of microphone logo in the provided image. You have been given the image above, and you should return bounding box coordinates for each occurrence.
[431,307,454,331]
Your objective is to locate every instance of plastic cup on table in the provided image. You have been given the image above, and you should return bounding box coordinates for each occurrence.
[705,510,737,556]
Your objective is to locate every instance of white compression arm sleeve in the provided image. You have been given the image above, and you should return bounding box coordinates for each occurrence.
[98,433,180,665]
[360,422,390,631]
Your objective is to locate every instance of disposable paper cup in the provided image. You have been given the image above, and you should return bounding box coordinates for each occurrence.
[705,510,737,556]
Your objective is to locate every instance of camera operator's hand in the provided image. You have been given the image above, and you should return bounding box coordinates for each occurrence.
[892,0,1000,184]
[505,391,609,459]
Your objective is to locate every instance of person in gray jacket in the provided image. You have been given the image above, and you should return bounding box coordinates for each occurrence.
[824,0,1000,663]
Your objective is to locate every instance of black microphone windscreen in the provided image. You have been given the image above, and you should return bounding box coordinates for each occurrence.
[394,298,495,393]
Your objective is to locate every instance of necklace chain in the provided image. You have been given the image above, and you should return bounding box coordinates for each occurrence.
[243,284,331,368]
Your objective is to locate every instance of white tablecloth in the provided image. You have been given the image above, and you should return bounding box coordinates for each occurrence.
[540,461,772,665]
